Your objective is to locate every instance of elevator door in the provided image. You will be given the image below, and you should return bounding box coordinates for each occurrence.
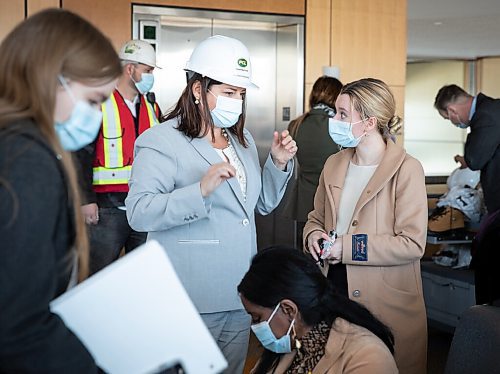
[133,6,304,249]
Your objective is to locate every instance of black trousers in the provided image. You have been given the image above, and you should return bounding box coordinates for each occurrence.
[88,207,147,275]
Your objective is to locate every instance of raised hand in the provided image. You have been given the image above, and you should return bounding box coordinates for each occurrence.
[270,130,297,170]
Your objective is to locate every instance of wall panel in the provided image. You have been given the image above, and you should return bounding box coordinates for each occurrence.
[330,0,406,86]
[0,0,24,42]
[305,0,331,86]
[477,57,500,98]
[62,0,131,50]
[27,0,60,16]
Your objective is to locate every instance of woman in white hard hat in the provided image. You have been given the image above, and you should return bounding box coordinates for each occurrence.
[126,35,297,373]
[0,9,121,372]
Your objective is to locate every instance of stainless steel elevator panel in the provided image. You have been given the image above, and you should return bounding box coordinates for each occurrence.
[133,6,304,249]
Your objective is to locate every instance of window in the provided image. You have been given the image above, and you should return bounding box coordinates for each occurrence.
[404,61,468,176]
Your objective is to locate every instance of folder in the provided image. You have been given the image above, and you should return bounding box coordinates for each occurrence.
[50,240,227,374]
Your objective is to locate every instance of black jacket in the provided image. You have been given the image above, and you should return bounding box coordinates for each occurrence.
[472,210,500,305]
[465,93,500,213]
[0,121,98,373]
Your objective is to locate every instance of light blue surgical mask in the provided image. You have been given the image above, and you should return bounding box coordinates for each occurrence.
[132,72,154,94]
[250,303,295,354]
[455,122,468,129]
[209,90,243,128]
[54,75,103,151]
[448,111,469,129]
[328,118,366,148]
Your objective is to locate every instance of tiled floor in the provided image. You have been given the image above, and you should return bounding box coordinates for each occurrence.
[243,325,454,374]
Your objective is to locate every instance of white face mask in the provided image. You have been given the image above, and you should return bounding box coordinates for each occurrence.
[209,90,243,128]
[328,118,365,148]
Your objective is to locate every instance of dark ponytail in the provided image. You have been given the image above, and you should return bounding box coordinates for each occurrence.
[238,246,394,373]
[319,282,395,354]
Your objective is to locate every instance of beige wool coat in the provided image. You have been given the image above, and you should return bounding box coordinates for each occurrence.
[304,140,428,374]
[260,318,398,374]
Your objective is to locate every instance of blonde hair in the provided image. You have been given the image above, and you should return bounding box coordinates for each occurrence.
[0,9,122,281]
[340,78,402,139]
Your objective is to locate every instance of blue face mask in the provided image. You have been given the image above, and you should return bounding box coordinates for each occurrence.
[132,72,154,94]
[209,90,243,128]
[54,75,103,151]
[328,118,365,148]
[448,111,468,129]
[250,303,295,354]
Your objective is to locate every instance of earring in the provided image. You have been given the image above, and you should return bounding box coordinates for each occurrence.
[194,98,200,105]
[292,324,302,351]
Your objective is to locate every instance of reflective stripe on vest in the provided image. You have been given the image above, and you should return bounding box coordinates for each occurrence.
[93,166,132,185]
[101,94,124,168]
[93,94,158,186]
[145,98,159,127]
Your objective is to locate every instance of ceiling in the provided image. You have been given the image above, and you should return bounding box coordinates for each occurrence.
[408,0,500,61]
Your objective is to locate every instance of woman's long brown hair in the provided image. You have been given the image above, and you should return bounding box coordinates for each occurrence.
[0,9,122,281]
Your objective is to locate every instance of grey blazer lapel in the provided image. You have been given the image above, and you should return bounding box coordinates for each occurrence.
[224,131,250,212]
[189,136,222,166]
[190,134,248,212]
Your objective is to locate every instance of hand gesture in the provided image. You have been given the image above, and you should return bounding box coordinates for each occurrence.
[270,130,297,170]
[200,162,236,197]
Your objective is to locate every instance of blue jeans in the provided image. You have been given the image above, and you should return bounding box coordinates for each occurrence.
[88,207,146,274]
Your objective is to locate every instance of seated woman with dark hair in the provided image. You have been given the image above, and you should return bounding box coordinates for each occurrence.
[238,246,397,374]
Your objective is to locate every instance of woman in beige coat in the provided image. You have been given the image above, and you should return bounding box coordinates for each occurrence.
[304,78,427,374]
[238,246,398,374]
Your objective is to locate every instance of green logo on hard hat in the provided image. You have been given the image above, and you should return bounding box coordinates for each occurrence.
[238,58,248,68]
[124,42,139,54]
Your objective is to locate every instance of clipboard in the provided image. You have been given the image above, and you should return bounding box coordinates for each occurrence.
[50,240,227,374]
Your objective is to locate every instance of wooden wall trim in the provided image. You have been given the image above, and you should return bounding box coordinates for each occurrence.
[134,0,305,15]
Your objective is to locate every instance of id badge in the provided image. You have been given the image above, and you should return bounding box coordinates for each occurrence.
[352,234,368,261]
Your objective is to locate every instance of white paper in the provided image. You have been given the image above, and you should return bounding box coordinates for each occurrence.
[50,240,227,374]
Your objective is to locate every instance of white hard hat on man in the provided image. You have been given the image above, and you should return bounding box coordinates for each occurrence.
[119,39,160,68]
[185,35,258,89]
[118,39,159,95]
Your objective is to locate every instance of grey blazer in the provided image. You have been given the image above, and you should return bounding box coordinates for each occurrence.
[126,118,293,313]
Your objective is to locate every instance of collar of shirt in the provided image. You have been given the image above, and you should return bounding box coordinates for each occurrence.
[124,95,139,117]
[469,95,477,121]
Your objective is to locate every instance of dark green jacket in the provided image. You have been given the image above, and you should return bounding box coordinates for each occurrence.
[285,108,340,221]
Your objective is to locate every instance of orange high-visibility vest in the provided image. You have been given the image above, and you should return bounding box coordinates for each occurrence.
[93,90,160,193]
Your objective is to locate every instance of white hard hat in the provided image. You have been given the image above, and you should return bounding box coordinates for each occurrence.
[185,35,258,89]
[119,40,159,68]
